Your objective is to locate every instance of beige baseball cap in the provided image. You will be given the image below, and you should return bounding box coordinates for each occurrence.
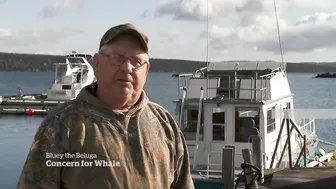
[99,23,149,54]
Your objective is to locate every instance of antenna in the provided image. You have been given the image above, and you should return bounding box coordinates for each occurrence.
[206,0,209,98]
[273,0,286,72]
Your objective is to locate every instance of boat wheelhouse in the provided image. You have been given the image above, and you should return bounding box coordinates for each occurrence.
[173,61,320,180]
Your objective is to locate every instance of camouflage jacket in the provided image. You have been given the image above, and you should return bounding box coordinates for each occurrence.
[17,83,194,189]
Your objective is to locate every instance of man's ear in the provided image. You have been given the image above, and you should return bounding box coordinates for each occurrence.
[145,62,150,76]
[93,53,100,70]
[93,53,100,76]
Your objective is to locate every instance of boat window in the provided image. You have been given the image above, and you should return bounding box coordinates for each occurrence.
[213,111,225,141]
[68,57,85,63]
[62,85,71,90]
[182,109,204,141]
[68,58,86,68]
[217,76,236,98]
[267,107,276,133]
[235,107,260,143]
[55,64,67,84]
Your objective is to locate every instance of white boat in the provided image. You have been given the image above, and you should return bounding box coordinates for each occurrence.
[172,1,336,187]
[45,50,96,101]
[172,61,334,182]
[0,51,96,115]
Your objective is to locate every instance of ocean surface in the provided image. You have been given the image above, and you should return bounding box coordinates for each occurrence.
[0,71,336,189]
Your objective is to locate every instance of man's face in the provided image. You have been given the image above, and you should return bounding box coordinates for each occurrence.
[93,36,150,99]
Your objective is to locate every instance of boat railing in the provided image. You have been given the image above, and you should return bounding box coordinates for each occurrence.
[175,73,194,100]
[175,72,271,101]
[268,117,315,168]
[298,117,315,138]
[206,151,223,178]
[205,150,242,178]
[268,118,315,150]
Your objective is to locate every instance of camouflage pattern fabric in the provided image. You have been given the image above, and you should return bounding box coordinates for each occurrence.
[17,82,195,189]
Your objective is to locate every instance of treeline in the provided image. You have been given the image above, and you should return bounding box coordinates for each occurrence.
[1,52,336,73]
[0,52,64,72]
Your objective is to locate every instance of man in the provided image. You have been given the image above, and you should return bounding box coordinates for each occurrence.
[17,23,195,189]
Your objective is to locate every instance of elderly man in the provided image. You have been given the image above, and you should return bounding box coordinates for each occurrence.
[17,23,195,189]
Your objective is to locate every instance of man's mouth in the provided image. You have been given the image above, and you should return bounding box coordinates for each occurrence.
[118,79,131,82]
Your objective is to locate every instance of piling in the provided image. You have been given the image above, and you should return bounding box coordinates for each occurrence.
[242,149,259,188]
[222,146,235,189]
[252,136,264,183]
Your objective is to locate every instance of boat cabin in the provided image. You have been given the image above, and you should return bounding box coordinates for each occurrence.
[45,51,96,101]
[173,61,315,175]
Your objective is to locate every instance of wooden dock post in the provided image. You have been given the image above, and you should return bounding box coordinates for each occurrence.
[270,118,286,168]
[286,118,293,168]
[303,135,307,167]
[252,136,264,184]
[242,148,259,188]
[222,146,235,189]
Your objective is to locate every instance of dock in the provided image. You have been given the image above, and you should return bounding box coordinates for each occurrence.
[0,51,96,116]
[192,138,336,189]
[0,94,66,115]
[193,159,336,189]
[262,159,336,188]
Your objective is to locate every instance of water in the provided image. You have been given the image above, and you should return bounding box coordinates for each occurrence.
[0,71,335,189]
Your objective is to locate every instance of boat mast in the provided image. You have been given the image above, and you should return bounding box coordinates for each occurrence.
[273,0,286,72]
[206,0,209,97]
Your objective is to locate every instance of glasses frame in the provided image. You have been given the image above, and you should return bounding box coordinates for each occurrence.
[99,52,149,70]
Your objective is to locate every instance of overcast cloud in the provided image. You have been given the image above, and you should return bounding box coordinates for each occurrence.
[39,0,83,18]
[155,0,336,55]
[1,0,336,62]
[0,28,86,47]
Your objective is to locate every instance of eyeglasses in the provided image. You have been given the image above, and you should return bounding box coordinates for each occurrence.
[99,52,148,69]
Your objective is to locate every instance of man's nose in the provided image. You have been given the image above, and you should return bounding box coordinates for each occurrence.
[119,59,133,73]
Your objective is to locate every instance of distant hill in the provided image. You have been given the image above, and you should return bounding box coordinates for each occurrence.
[0,52,336,73]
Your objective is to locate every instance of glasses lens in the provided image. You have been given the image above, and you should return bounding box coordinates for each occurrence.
[106,53,146,68]
[108,54,123,65]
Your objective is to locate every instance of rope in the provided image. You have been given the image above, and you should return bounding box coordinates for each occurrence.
[319,139,336,146]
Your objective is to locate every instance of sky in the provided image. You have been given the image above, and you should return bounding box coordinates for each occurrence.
[0,0,336,62]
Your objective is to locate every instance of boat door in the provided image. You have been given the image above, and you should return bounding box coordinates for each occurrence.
[205,104,228,167]
[206,105,260,168]
[232,107,260,167]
